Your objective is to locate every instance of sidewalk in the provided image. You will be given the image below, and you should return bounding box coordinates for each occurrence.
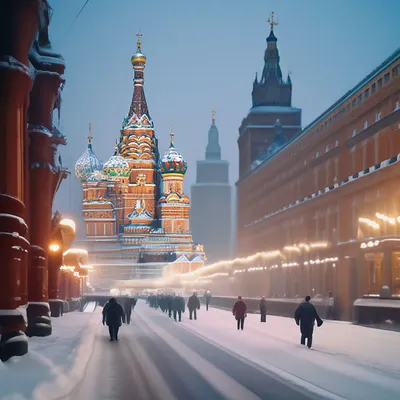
[0,308,100,400]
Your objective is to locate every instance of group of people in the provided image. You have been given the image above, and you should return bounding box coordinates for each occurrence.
[102,295,137,341]
[147,292,202,322]
[233,295,323,348]
[102,291,324,349]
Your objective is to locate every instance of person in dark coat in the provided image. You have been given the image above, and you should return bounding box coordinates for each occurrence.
[166,294,173,317]
[233,296,247,330]
[187,292,200,320]
[123,295,132,324]
[204,290,212,311]
[132,297,137,310]
[259,296,267,323]
[102,297,125,341]
[294,295,323,348]
[172,295,185,322]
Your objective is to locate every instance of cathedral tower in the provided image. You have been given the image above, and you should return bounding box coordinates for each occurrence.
[191,110,232,262]
[238,12,302,177]
[74,34,205,283]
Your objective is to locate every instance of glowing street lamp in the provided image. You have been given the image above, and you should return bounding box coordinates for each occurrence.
[49,243,60,253]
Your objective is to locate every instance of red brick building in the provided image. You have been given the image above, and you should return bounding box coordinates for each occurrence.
[236,39,400,319]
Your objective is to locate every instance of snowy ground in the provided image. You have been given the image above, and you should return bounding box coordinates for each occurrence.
[176,305,400,400]
[1,301,400,400]
[0,305,99,400]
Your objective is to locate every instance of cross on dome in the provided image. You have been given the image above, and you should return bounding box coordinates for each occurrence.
[267,11,278,32]
[136,31,143,51]
[88,122,93,144]
[170,132,175,146]
[212,108,216,122]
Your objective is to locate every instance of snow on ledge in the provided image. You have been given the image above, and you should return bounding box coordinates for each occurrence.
[0,56,33,79]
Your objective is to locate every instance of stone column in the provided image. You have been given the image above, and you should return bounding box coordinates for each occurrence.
[0,0,41,362]
[48,246,63,317]
[26,52,65,335]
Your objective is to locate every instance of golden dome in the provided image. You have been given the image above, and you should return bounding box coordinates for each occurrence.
[131,33,146,67]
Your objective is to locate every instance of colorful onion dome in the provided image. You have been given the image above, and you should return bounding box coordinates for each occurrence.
[103,143,131,177]
[159,133,187,175]
[75,129,103,182]
[131,34,146,67]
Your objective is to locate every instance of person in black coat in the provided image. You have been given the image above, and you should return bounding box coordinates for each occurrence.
[204,290,212,311]
[259,296,267,323]
[122,295,133,324]
[187,292,201,320]
[102,297,125,341]
[294,295,323,348]
[166,294,173,318]
[172,295,185,322]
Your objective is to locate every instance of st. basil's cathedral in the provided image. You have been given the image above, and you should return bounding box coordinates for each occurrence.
[74,35,205,285]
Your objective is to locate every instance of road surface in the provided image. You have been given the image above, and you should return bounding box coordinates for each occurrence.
[72,303,325,400]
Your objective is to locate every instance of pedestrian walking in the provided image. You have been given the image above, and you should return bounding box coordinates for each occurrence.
[233,296,247,331]
[294,295,323,349]
[122,295,132,324]
[187,292,200,320]
[327,292,335,319]
[259,296,267,323]
[172,294,185,322]
[204,290,212,311]
[166,294,173,318]
[102,297,125,341]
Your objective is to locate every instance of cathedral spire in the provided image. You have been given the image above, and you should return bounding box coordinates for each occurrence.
[206,108,221,160]
[127,32,150,119]
[88,122,93,149]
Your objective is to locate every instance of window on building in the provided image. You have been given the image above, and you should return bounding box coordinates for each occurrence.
[375,112,381,122]
[346,104,351,112]
[364,120,368,129]
[357,94,362,105]
[364,88,369,99]
[326,144,330,153]
[394,101,400,111]
[378,78,383,88]
[352,99,356,108]
[352,128,357,137]
[393,65,399,77]
[371,83,376,93]
[384,72,390,84]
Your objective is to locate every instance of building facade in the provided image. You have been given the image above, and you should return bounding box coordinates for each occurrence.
[75,35,205,287]
[191,111,232,262]
[0,0,68,361]
[238,14,302,178]
[236,47,400,320]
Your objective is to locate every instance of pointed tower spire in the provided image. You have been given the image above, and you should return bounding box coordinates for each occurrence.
[206,108,221,160]
[252,12,292,107]
[127,32,150,120]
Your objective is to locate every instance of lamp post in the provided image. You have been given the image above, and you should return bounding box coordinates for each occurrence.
[48,241,63,317]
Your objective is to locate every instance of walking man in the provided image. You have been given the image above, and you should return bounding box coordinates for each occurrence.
[259,296,267,323]
[172,294,185,322]
[204,290,212,311]
[233,296,247,330]
[102,297,125,341]
[294,295,323,349]
[187,292,200,320]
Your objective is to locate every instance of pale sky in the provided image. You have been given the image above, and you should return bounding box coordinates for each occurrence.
[49,0,400,234]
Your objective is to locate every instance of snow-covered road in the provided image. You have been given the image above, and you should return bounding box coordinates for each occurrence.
[2,301,399,400]
[73,303,322,400]
[72,301,400,400]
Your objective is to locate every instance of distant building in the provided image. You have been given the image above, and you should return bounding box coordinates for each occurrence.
[191,110,232,262]
[74,35,205,287]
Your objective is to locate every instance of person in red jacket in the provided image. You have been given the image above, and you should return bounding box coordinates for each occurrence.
[232,296,247,330]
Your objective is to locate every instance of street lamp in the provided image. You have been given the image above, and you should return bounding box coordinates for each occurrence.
[49,243,60,252]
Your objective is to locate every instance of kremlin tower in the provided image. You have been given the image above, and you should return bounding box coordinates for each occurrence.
[74,34,205,284]
[191,110,232,262]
